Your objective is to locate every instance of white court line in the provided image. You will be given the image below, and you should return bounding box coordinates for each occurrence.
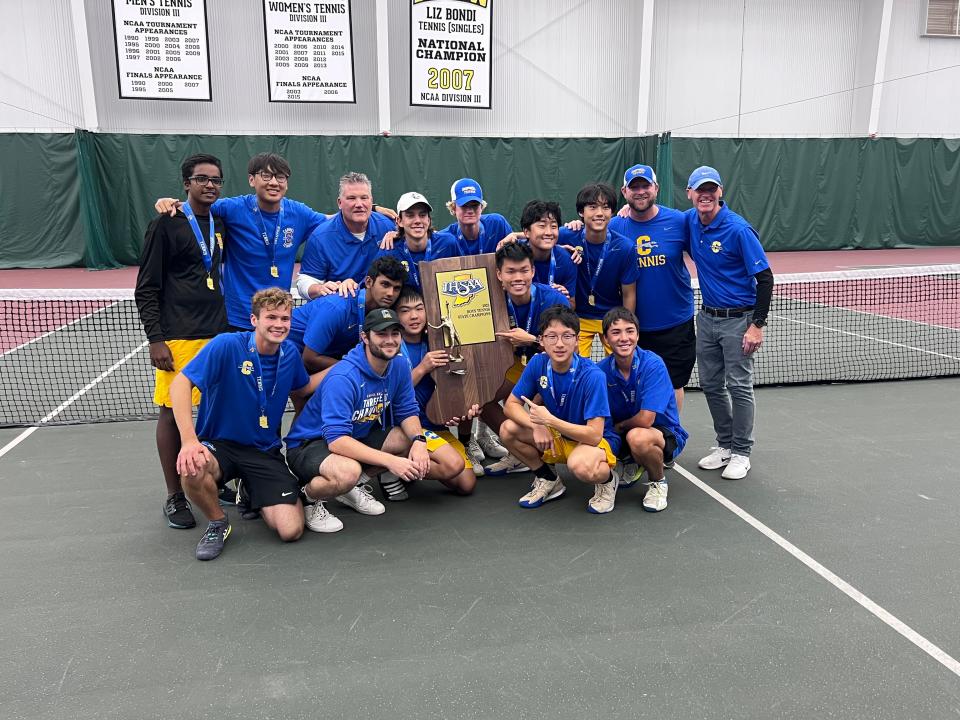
[0,300,123,358]
[0,341,148,460]
[674,463,960,679]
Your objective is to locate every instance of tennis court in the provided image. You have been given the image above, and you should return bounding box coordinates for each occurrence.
[1,250,958,718]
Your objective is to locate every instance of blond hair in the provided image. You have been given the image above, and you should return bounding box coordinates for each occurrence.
[251,287,293,317]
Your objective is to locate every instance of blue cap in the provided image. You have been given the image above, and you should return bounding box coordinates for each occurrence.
[623,164,658,187]
[687,166,723,189]
[450,178,485,206]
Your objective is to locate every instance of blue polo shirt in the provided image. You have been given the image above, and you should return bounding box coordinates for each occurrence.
[300,211,397,283]
[183,332,310,451]
[505,283,570,362]
[610,207,694,331]
[530,245,578,299]
[211,195,327,328]
[442,213,513,256]
[598,349,688,455]
[511,353,620,454]
[558,227,640,320]
[285,343,419,448]
[289,290,367,357]
[378,230,460,293]
[685,204,769,308]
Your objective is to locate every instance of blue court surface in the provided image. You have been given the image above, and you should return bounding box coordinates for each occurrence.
[1,379,958,719]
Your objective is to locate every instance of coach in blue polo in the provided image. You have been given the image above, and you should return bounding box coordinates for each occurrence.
[685,166,773,480]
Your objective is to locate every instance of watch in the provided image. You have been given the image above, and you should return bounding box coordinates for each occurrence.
[751,317,767,328]
[412,434,428,443]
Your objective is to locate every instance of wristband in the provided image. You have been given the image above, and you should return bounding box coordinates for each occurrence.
[412,434,427,443]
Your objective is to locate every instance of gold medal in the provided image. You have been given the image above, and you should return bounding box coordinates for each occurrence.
[259,415,269,429]
[588,293,595,306]
[270,265,279,278]
[206,275,214,290]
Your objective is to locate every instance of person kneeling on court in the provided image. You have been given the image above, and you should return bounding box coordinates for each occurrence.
[171,288,319,561]
[500,306,621,513]
[284,308,432,532]
[599,307,689,513]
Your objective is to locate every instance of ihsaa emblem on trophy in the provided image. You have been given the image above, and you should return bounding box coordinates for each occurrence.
[440,273,485,307]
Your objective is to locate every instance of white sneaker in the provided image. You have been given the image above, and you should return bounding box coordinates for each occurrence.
[336,483,386,515]
[304,502,343,533]
[465,438,486,467]
[698,447,732,470]
[721,454,751,480]
[518,476,566,508]
[618,461,645,489]
[642,480,668,512]
[477,426,508,459]
[588,470,619,514]
[485,454,529,476]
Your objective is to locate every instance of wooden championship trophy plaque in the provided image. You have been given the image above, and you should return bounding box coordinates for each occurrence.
[419,254,515,426]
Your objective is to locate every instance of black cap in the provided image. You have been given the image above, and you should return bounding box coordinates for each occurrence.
[364,307,402,332]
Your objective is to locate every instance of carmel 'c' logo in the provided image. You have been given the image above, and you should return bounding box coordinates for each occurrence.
[710,241,722,254]
[441,273,485,307]
[539,375,548,389]
[239,360,253,375]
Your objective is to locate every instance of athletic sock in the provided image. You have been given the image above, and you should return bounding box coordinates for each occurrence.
[535,463,557,481]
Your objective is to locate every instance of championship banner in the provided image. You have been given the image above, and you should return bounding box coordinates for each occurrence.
[410,0,492,109]
[111,0,211,101]
[263,1,356,103]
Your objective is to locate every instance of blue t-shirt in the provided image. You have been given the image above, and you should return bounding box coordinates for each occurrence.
[285,343,420,448]
[610,207,694,331]
[442,212,513,256]
[685,204,770,308]
[511,353,620,454]
[530,245,578,299]
[558,227,640,320]
[183,332,309,451]
[211,195,327,328]
[598,349,688,456]
[505,283,570,362]
[398,337,442,431]
[378,230,460,293]
[289,290,367,357]
[300,211,397,284]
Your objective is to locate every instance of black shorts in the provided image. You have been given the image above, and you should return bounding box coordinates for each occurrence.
[637,318,696,389]
[616,425,679,463]
[200,438,300,510]
[286,426,392,485]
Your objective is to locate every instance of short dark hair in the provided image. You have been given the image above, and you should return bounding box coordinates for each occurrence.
[538,305,580,335]
[396,284,423,307]
[367,255,408,284]
[602,307,640,336]
[247,152,291,178]
[495,241,534,269]
[575,183,618,215]
[520,200,562,230]
[181,154,222,184]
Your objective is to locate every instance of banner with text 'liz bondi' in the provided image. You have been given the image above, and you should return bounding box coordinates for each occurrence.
[410,0,492,109]
[111,0,211,101]
[263,1,356,103]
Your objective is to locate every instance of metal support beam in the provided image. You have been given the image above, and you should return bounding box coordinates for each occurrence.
[375,0,392,134]
[636,0,655,135]
[868,0,894,136]
[69,0,99,131]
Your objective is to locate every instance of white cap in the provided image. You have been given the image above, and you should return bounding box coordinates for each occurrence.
[396,191,433,214]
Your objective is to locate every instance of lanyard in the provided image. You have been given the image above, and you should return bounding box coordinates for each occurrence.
[455,223,485,254]
[547,251,556,285]
[247,332,283,428]
[400,237,431,289]
[506,284,538,335]
[546,354,579,412]
[182,202,215,274]
[356,288,366,340]
[616,349,640,406]
[585,230,612,299]
[252,198,284,277]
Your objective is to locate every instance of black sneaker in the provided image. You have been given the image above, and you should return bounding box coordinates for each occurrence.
[163,492,196,529]
[195,521,231,561]
[218,483,237,506]
[236,480,260,520]
[378,472,409,501]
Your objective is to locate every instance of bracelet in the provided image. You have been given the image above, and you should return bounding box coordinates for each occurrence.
[411,434,427,443]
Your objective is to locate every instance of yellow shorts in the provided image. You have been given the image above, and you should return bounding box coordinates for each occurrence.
[541,429,617,468]
[577,318,611,358]
[505,358,526,385]
[153,338,210,408]
[424,429,473,469]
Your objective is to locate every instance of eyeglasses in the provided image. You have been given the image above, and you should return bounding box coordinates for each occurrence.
[255,171,289,183]
[541,333,577,344]
[188,175,224,186]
